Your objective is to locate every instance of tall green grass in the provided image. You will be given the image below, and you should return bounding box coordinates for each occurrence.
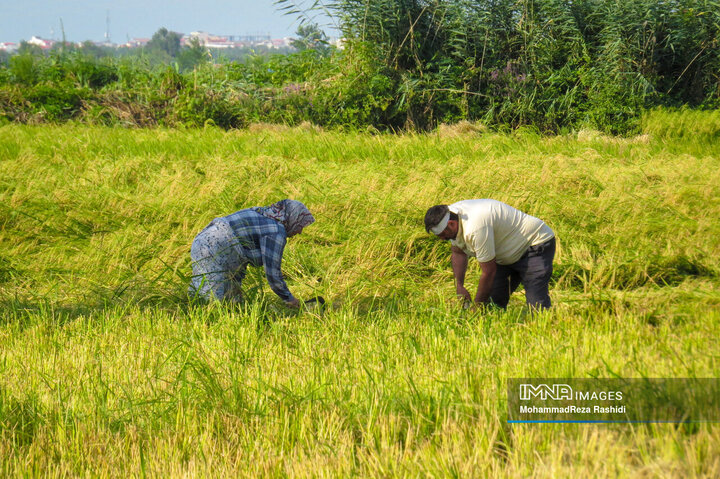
[0,110,719,476]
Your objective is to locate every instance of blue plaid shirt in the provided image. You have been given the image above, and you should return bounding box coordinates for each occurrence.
[222,209,294,302]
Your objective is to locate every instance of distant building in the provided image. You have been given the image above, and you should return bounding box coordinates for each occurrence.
[124,38,150,48]
[27,36,54,49]
[226,34,271,43]
[182,31,289,49]
[0,42,18,52]
[0,30,299,52]
[185,31,235,49]
[271,38,292,48]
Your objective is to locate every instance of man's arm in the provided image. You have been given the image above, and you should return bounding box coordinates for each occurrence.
[451,245,472,301]
[475,259,497,304]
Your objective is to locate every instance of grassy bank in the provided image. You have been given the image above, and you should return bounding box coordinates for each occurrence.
[1,113,719,476]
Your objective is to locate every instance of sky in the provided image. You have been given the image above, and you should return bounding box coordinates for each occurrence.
[0,0,337,43]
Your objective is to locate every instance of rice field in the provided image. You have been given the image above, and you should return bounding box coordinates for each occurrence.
[1,112,719,477]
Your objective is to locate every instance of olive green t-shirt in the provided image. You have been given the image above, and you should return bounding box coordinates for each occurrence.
[449,199,554,265]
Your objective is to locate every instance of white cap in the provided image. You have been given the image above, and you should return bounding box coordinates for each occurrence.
[430,212,450,235]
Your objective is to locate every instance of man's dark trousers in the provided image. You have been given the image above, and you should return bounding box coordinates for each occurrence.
[488,237,556,310]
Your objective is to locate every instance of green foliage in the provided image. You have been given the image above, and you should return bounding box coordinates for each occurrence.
[177,37,209,72]
[61,53,119,89]
[173,86,250,129]
[25,84,87,121]
[291,22,330,54]
[276,0,720,131]
[210,45,296,63]
[0,2,718,132]
[307,44,398,127]
[8,54,40,86]
[76,40,108,59]
[16,41,42,56]
[146,27,182,58]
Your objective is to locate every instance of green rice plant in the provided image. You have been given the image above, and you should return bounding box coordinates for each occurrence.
[642,107,720,143]
[0,115,719,476]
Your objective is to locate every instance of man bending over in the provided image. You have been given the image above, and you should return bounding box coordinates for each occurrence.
[424,199,555,310]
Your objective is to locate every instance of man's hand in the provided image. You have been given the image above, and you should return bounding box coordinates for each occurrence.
[456,285,472,302]
[285,298,301,308]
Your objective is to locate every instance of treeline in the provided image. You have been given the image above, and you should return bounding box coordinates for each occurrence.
[1,0,718,134]
[0,27,295,69]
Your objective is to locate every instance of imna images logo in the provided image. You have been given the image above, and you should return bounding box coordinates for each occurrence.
[519,383,573,401]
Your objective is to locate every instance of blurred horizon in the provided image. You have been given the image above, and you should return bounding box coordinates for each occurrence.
[0,0,336,44]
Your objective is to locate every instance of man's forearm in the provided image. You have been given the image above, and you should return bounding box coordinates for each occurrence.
[451,247,468,289]
[475,271,495,304]
[475,260,497,304]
